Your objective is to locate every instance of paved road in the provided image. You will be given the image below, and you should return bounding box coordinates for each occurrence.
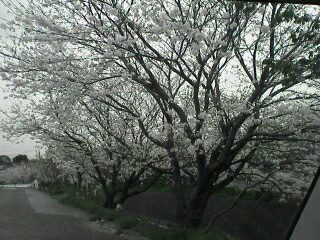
[0,188,124,240]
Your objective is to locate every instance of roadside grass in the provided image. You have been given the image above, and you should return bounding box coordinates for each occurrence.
[42,183,238,240]
[212,187,239,197]
[145,184,173,193]
[46,184,118,221]
[135,223,237,240]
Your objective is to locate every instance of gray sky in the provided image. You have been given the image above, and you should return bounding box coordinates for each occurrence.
[0,1,40,159]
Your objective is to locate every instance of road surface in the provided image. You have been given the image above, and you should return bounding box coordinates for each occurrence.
[0,188,124,240]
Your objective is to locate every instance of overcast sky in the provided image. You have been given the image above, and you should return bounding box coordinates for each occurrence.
[0,1,40,159]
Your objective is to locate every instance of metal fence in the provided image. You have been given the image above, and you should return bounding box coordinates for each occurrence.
[0,180,39,189]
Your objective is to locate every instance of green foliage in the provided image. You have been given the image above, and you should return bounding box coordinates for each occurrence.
[234,2,245,11]
[266,52,319,86]
[243,3,257,15]
[279,5,295,23]
[270,59,299,86]
[278,5,315,25]
[266,5,320,87]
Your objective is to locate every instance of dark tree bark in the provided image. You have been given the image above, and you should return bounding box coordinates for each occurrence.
[184,189,211,227]
[101,181,115,209]
[76,171,83,189]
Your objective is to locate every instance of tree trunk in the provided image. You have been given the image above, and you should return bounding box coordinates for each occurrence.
[103,190,115,209]
[172,162,187,224]
[174,189,187,224]
[76,171,83,190]
[118,185,129,205]
[181,150,212,227]
[99,180,115,209]
[103,195,115,209]
[183,188,211,227]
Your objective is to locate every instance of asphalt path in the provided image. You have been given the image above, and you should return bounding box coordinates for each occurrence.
[0,188,124,240]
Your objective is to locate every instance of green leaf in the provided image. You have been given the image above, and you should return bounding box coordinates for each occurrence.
[281,6,295,22]
[290,32,298,43]
[235,2,245,11]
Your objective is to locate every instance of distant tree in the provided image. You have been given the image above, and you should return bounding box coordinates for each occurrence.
[0,162,39,184]
[12,155,29,165]
[0,155,12,166]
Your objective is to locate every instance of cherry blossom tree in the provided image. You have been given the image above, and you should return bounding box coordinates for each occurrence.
[0,161,39,184]
[0,0,319,227]
[1,89,163,208]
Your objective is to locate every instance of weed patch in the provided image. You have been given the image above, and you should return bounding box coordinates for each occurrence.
[135,224,237,240]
